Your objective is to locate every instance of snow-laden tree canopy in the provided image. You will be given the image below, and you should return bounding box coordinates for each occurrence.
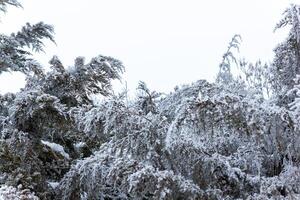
[0,1,300,200]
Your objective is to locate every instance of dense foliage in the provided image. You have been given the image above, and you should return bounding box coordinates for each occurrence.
[0,1,300,200]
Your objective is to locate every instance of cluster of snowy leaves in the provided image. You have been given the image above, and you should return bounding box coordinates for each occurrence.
[0,184,39,200]
[287,75,300,127]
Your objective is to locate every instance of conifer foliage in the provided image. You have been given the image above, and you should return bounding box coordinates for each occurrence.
[0,1,300,199]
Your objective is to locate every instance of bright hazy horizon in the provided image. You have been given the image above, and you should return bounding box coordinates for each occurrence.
[0,0,297,94]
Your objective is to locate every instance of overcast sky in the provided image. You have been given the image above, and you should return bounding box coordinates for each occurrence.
[0,0,298,94]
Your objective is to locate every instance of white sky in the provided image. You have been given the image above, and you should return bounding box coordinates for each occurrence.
[0,0,298,94]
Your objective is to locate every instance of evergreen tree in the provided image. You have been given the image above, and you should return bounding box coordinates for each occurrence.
[272,4,300,94]
[0,1,300,200]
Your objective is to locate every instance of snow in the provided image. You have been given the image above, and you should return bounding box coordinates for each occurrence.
[41,140,70,159]
[0,185,39,200]
[104,61,111,68]
[1,3,300,199]
[47,181,59,189]
[74,142,86,149]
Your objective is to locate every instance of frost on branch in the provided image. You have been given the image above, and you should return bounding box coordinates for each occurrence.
[0,22,54,75]
[0,184,39,200]
[0,0,21,13]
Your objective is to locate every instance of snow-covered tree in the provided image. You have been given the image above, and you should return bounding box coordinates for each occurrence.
[0,22,54,76]
[272,4,300,94]
[136,81,161,114]
[216,34,241,86]
[0,1,300,200]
